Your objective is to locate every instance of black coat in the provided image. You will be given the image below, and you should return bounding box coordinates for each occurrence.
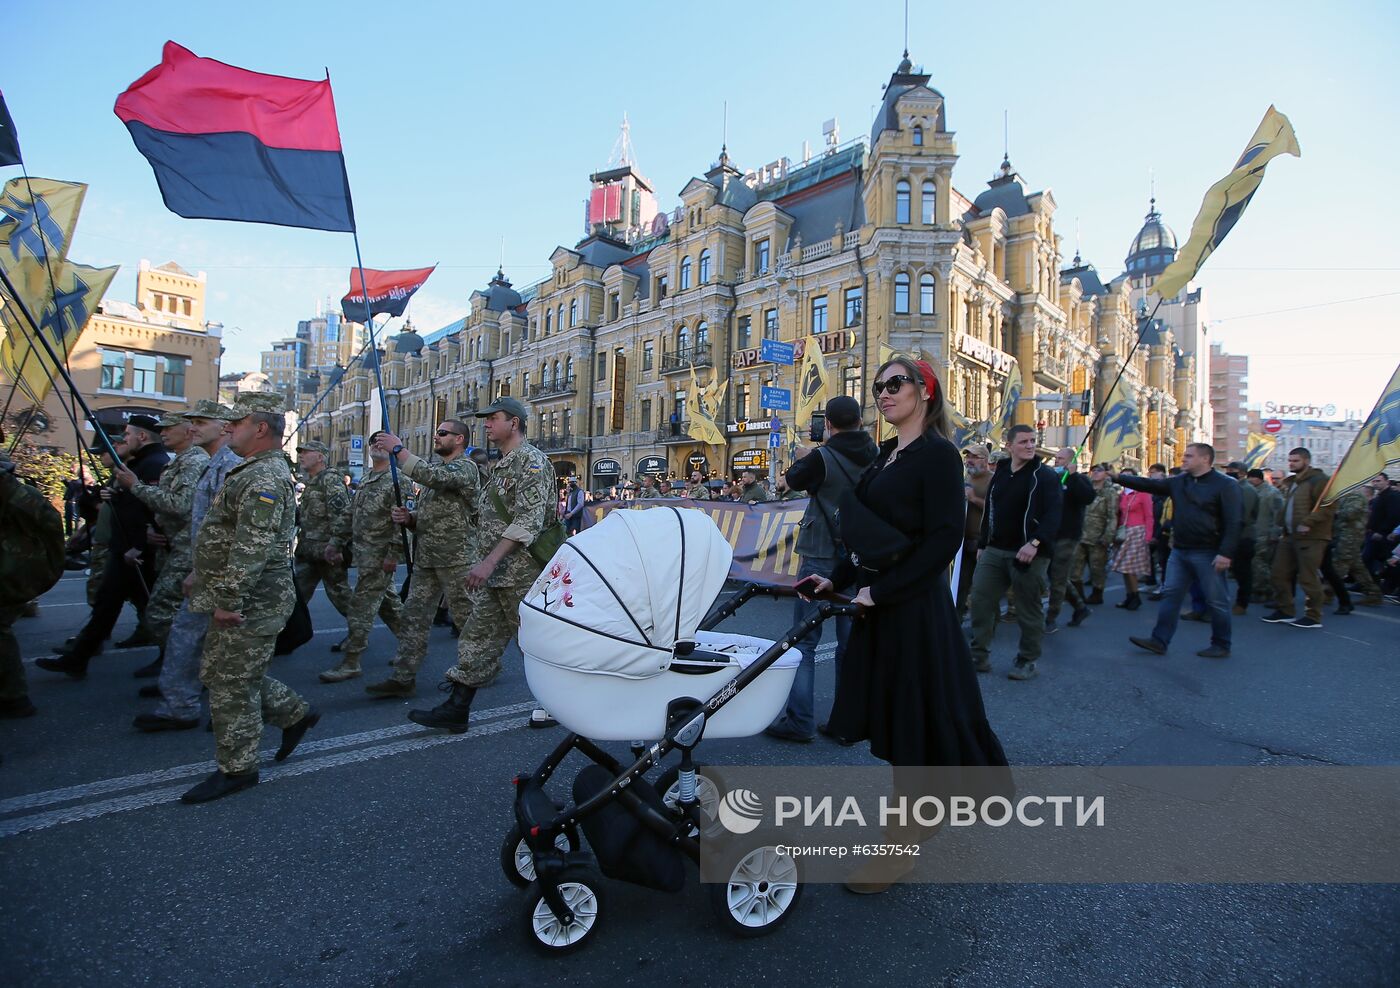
[108,442,169,554]
[828,432,1008,768]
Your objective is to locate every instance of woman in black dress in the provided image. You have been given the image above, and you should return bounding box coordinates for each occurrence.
[805,356,1008,889]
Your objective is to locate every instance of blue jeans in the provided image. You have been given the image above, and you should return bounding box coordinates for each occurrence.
[1152,549,1231,650]
[779,556,850,735]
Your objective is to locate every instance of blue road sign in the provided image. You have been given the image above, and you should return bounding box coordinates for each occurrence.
[760,386,791,411]
[768,431,782,449]
[350,435,364,451]
[760,338,795,365]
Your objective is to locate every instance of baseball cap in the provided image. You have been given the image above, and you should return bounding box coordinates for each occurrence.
[156,412,188,428]
[963,443,991,459]
[187,398,234,420]
[824,394,861,429]
[226,392,285,418]
[296,439,331,456]
[475,396,528,422]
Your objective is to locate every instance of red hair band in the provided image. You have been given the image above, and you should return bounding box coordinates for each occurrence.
[914,359,939,399]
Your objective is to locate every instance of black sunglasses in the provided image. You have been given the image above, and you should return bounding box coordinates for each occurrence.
[435,429,463,437]
[871,374,917,397]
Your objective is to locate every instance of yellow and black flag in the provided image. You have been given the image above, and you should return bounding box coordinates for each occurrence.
[1319,362,1400,505]
[0,259,119,403]
[1153,106,1300,299]
[1092,376,1142,466]
[686,365,726,447]
[1241,432,1277,471]
[794,335,830,428]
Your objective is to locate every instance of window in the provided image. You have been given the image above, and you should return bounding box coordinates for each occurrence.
[736,383,751,420]
[656,274,669,299]
[844,287,863,328]
[557,305,564,333]
[810,296,828,334]
[643,340,654,371]
[919,273,936,315]
[523,371,531,394]
[764,308,778,339]
[553,360,561,386]
[183,298,192,316]
[677,325,689,351]
[737,315,751,349]
[696,321,708,347]
[564,356,573,383]
[544,309,551,336]
[698,250,711,285]
[894,273,910,314]
[569,299,578,327]
[100,349,125,390]
[595,406,606,434]
[162,355,188,397]
[675,391,687,422]
[596,353,607,381]
[641,399,652,431]
[610,292,620,321]
[843,366,862,401]
[921,180,936,224]
[542,362,552,386]
[755,239,770,275]
[131,353,158,393]
[912,127,923,147]
[680,257,692,290]
[896,180,911,224]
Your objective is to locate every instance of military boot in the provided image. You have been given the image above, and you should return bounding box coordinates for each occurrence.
[1086,587,1105,605]
[365,676,415,698]
[319,651,363,683]
[407,682,476,733]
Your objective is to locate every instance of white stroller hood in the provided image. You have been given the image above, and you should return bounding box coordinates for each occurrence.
[519,506,734,679]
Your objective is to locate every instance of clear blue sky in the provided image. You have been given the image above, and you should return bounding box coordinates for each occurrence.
[7,0,1398,418]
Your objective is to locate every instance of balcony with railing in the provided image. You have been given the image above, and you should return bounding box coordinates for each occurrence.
[661,344,713,374]
[535,432,584,453]
[656,423,694,444]
[528,375,577,401]
[1034,352,1069,389]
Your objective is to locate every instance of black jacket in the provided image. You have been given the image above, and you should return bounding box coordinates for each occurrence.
[787,428,879,561]
[1369,488,1400,539]
[109,442,170,554]
[1116,469,1243,558]
[977,458,1063,557]
[1055,472,1096,542]
[784,430,879,493]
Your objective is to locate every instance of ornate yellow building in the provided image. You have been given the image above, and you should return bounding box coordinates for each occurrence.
[298,53,1191,483]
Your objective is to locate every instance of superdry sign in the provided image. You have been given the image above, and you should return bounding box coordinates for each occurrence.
[731,330,855,369]
[1262,401,1338,418]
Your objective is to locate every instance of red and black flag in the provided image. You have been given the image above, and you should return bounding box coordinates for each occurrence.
[114,42,355,232]
[341,265,435,323]
[0,90,20,166]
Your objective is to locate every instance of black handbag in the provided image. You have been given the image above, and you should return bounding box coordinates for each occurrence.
[837,489,913,572]
[274,563,314,656]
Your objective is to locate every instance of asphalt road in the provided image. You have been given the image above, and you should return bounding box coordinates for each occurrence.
[3,568,1398,986]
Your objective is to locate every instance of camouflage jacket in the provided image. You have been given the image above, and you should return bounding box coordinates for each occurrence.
[192,448,297,635]
[1081,482,1120,545]
[400,451,480,569]
[0,474,65,608]
[684,484,711,500]
[1254,483,1283,541]
[637,487,661,499]
[131,445,210,555]
[342,467,406,565]
[191,445,244,543]
[1336,491,1369,542]
[296,467,351,560]
[478,440,553,587]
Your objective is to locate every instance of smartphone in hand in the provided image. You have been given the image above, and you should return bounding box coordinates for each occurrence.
[794,574,825,598]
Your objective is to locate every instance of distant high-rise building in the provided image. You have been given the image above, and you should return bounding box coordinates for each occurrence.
[1210,342,1249,461]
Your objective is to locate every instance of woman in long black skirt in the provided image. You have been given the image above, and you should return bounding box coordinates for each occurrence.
[805,356,1008,891]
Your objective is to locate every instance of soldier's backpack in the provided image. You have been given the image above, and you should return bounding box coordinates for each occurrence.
[0,478,65,608]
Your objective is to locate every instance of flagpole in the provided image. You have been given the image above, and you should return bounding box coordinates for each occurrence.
[281,334,376,449]
[349,230,413,580]
[1066,293,1166,479]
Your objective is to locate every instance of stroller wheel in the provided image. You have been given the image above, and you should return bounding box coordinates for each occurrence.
[501,823,578,888]
[654,765,723,835]
[523,864,605,954]
[708,845,803,938]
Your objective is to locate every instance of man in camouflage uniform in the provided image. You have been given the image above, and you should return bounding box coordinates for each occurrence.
[319,433,407,683]
[1,452,66,720]
[182,393,318,804]
[114,413,209,651]
[84,437,125,608]
[637,474,661,498]
[1071,464,1118,605]
[408,397,553,733]
[135,400,244,731]
[685,470,711,499]
[294,440,353,623]
[364,419,481,698]
[1333,490,1384,606]
[1249,469,1283,602]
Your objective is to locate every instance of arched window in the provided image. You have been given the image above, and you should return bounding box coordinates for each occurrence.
[680,256,692,290]
[696,321,709,347]
[564,356,573,382]
[698,250,711,284]
[677,325,690,351]
[569,299,578,327]
[553,360,561,386]
[542,361,552,386]
[556,305,564,333]
[919,273,936,315]
[912,127,923,147]
[895,180,911,224]
[894,272,910,314]
[921,180,936,224]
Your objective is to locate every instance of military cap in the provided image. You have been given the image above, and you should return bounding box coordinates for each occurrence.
[226,392,286,418]
[963,443,991,459]
[475,396,528,422]
[127,414,162,432]
[296,439,331,456]
[187,398,234,420]
[1226,460,1248,472]
[156,412,188,428]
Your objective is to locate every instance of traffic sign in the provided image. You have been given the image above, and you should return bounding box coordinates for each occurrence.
[350,435,364,450]
[768,431,782,449]
[760,339,795,365]
[760,386,791,411]
[1263,419,1283,434]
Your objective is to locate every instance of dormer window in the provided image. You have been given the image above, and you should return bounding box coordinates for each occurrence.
[912,127,923,146]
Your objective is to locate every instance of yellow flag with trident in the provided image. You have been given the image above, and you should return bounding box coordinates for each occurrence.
[1241,432,1277,471]
[686,364,726,446]
[794,335,830,428]
[1092,376,1142,466]
[1319,361,1400,505]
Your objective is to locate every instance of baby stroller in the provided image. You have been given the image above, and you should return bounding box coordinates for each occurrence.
[505,505,856,953]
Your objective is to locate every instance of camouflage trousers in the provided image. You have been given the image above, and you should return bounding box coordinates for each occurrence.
[201,624,309,775]
[86,542,108,608]
[344,564,405,655]
[1252,539,1278,600]
[155,598,210,721]
[0,604,26,702]
[1070,542,1111,596]
[1333,533,1381,597]
[447,582,534,688]
[294,557,352,618]
[145,546,193,645]
[389,564,477,684]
